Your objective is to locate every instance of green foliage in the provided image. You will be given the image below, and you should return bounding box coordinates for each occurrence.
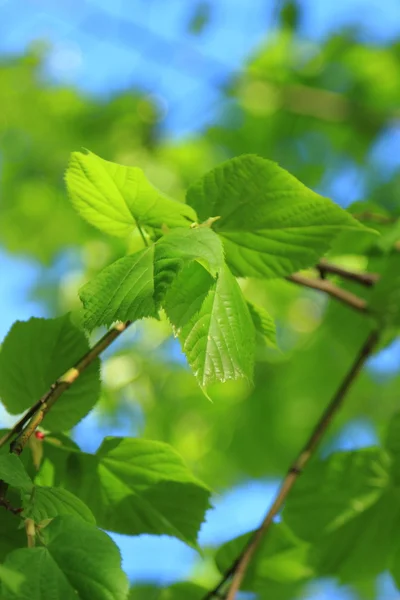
[186,155,367,278]
[66,151,196,237]
[1,516,129,600]
[79,227,224,331]
[216,523,313,591]
[0,315,100,430]
[283,445,400,582]
[0,26,399,600]
[37,436,211,546]
[0,455,32,492]
[22,486,95,524]
[170,264,255,387]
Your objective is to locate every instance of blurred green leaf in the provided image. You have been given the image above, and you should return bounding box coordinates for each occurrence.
[216,523,312,593]
[0,315,100,430]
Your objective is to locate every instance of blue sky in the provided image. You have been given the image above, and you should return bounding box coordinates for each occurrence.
[0,0,400,596]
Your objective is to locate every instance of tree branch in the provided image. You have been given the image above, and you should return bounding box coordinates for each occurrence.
[287,273,368,312]
[204,329,379,600]
[316,260,379,287]
[0,321,132,455]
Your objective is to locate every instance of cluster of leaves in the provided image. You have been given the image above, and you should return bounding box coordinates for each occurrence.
[0,10,400,597]
[0,143,399,600]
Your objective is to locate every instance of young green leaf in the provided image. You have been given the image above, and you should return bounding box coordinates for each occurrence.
[40,436,211,548]
[80,247,158,331]
[66,150,197,237]
[0,315,100,431]
[2,516,129,600]
[22,486,96,524]
[0,454,32,493]
[80,227,224,331]
[186,155,369,278]
[163,261,215,331]
[168,264,255,387]
[155,226,224,278]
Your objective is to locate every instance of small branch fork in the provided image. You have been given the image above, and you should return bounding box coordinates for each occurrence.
[204,329,379,600]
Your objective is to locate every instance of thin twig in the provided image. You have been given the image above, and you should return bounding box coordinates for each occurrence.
[352,211,397,225]
[205,329,379,600]
[3,321,131,455]
[317,260,379,287]
[287,274,368,312]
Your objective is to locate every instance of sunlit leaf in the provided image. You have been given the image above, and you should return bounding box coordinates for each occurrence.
[66,150,197,237]
[186,155,369,278]
[168,264,255,387]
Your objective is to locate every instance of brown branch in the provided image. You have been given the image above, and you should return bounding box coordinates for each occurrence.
[205,329,379,600]
[352,211,397,225]
[316,260,379,287]
[287,273,368,312]
[1,321,131,455]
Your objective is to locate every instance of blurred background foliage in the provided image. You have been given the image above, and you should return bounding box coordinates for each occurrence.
[0,0,400,598]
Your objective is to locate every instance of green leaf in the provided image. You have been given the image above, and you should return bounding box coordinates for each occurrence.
[80,227,224,332]
[283,449,390,542]
[66,150,197,237]
[370,252,400,329]
[2,548,77,600]
[155,227,224,278]
[247,301,277,348]
[79,247,158,331]
[22,486,95,524]
[0,512,26,562]
[0,315,100,431]
[0,564,25,597]
[163,262,215,331]
[170,264,255,387]
[0,455,32,492]
[43,437,211,547]
[186,155,367,278]
[283,449,399,581]
[309,491,400,582]
[2,516,129,600]
[216,523,313,592]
